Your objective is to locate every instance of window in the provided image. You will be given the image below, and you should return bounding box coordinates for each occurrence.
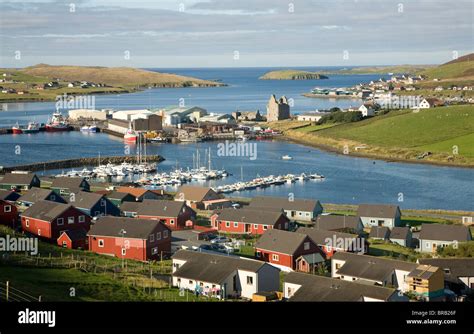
[170,219,175,225]
[234,222,238,228]
[256,251,261,258]
[163,230,168,238]
[246,276,253,285]
[156,232,161,240]
[305,213,310,217]
[4,205,11,213]
[50,195,56,201]
[336,263,342,270]
[37,229,41,236]
[57,218,64,226]
[189,280,193,285]
[272,254,279,261]
[121,248,126,256]
[98,239,104,247]
[68,217,74,224]
[254,224,258,229]
[149,234,155,242]
[425,242,430,248]
[78,215,85,223]
[25,219,30,227]
[226,221,230,228]
[444,268,451,274]
[304,242,310,250]
[100,199,106,207]
[152,247,158,255]
[263,225,268,230]
[284,222,288,229]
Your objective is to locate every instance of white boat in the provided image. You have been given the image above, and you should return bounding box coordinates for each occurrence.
[281,155,293,160]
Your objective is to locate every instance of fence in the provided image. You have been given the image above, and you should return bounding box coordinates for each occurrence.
[0,281,41,302]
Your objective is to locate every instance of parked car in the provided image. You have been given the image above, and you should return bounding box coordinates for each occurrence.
[204,234,218,241]
[210,236,229,244]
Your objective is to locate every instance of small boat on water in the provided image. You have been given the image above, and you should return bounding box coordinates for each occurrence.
[12,122,23,134]
[281,155,293,160]
[12,121,40,134]
[81,124,98,133]
[124,128,139,143]
[149,136,167,143]
[46,111,70,132]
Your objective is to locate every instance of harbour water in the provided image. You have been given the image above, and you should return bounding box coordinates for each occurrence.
[0,68,472,211]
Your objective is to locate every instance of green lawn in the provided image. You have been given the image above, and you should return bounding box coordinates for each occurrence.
[416,132,474,157]
[296,123,338,133]
[368,242,421,261]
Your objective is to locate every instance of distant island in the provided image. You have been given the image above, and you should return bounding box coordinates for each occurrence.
[318,65,435,75]
[0,64,225,102]
[259,70,329,80]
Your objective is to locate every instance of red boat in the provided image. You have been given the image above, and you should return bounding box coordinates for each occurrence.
[124,128,138,143]
[12,123,23,134]
[46,112,70,132]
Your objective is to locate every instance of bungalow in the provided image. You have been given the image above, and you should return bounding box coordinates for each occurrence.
[0,199,18,228]
[419,223,472,253]
[297,227,366,258]
[284,272,407,302]
[418,258,474,294]
[131,199,196,230]
[369,226,391,240]
[116,187,164,202]
[417,98,445,109]
[172,249,280,300]
[255,229,323,271]
[57,229,88,250]
[313,215,364,235]
[16,187,66,207]
[174,185,224,209]
[358,104,375,117]
[357,204,402,228]
[0,173,41,191]
[0,189,21,203]
[66,191,120,217]
[248,196,323,222]
[51,177,90,196]
[211,208,290,235]
[21,200,91,241]
[88,217,171,261]
[296,112,327,122]
[106,191,139,208]
[390,226,413,247]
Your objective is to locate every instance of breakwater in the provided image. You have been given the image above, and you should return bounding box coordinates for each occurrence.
[0,155,165,173]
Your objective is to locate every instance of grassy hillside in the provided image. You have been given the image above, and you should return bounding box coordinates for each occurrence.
[319,65,433,75]
[260,70,328,80]
[421,53,474,79]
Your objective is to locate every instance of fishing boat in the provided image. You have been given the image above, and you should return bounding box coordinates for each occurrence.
[81,124,98,133]
[23,121,40,133]
[11,122,23,134]
[281,155,293,160]
[46,111,70,132]
[124,128,139,143]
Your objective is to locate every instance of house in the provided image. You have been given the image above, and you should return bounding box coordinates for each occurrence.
[266,95,290,122]
[0,189,22,203]
[369,226,391,240]
[358,104,375,117]
[171,249,280,300]
[66,191,120,217]
[211,208,290,235]
[51,177,90,196]
[284,272,407,302]
[174,185,223,209]
[0,173,41,191]
[357,204,402,228]
[390,226,412,247]
[296,227,366,258]
[296,112,327,122]
[419,223,472,253]
[16,187,66,207]
[418,258,474,294]
[248,196,323,222]
[116,187,164,202]
[21,200,91,241]
[131,199,196,230]
[417,98,445,109]
[255,229,323,271]
[119,201,140,218]
[313,215,364,234]
[106,191,136,208]
[57,229,88,250]
[0,199,18,228]
[232,110,263,122]
[405,265,445,301]
[88,217,171,261]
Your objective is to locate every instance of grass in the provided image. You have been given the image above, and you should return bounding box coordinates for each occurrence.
[260,70,328,80]
[295,123,338,133]
[367,241,422,261]
[421,59,474,79]
[401,216,454,228]
[416,132,474,158]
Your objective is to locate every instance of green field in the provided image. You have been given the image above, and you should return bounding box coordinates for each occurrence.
[421,57,474,79]
[259,70,328,80]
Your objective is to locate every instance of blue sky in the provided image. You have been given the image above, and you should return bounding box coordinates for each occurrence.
[0,0,472,67]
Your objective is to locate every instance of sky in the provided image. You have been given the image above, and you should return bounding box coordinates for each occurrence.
[0,0,472,68]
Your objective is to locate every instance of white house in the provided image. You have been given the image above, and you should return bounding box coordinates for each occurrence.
[417,98,444,109]
[418,223,472,253]
[358,104,375,117]
[296,112,328,122]
[357,204,402,228]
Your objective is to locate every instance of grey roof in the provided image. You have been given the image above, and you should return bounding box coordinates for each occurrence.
[66,191,104,209]
[357,204,400,218]
[88,216,168,239]
[285,272,397,302]
[107,191,134,201]
[256,229,309,255]
[0,189,21,201]
[20,187,59,203]
[217,208,287,226]
[249,196,320,212]
[51,177,88,190]
[21,200,72,221]
[297,227,360,248]
[172,249,268,284]
[332,252,417,282]
[314,215,362,231]
[0,173,38,185]
[390,227,411,240]
[418,258,474,280]
[299,253,325,264]
[120,201,140,213]
[369,226,391,239]
[136,200,187,217]
[419,224,471,242]
[407,265,440,280]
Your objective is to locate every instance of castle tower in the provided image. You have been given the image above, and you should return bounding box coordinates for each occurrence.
[266,94,290,122]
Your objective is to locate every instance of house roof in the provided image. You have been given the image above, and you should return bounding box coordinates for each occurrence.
[296,227,360,248]
[332,252,417,282]
[217,208,287,226]
[256,229,309,255]
[60,229,88,241]
[390,227,411,240]
[285,272,397,302]
[116,187,150,199]
[172,250,268,284]
[419,223,472,242]
[369,226,390,239]
[107,191,135,201]
[314,215,362,231]
[120,201,140,213]
[51,177,87,190]
[0,189,21,201]
[249,196,320,212]
[21,200,72,222]
[298,253,325,264]
[418,258,474,281]
[175,185,220,202]
[19,187,57,203]
[136,200,188,217]
[88,216,168,239]
[407,265,440,280]
[357,204,400,219]
[0,173,38,185]
[66,191,104,209]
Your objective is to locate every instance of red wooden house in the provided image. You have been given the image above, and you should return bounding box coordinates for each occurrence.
[255,229,324,271]
[122,200,196,230]
[88,217,171,261]
[57,229,88,250]
[20,200,92,241]
[0,199,19,228]
[211,208,290,235]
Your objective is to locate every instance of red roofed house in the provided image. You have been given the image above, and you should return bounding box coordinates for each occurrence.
[174,185,226,209]
[0,199,19,228]
[21,200,92,241]
[211,208,290,235]
[88,217,171,261]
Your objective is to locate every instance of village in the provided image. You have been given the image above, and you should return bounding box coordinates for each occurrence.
[0,169,473,303]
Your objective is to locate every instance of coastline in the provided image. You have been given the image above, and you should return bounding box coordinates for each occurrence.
[302,93,361,99]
